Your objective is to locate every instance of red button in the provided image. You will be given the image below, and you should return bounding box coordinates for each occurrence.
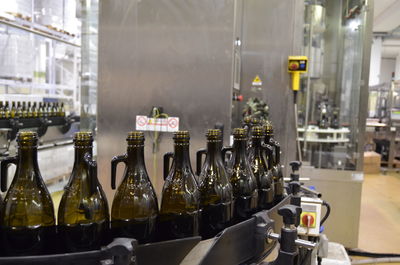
[290,63,299,70]
[301,214,315,227]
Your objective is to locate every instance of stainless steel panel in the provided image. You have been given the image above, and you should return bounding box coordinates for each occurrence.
[98,0,235,200]
[237,0,304,173]
[300,167,363,248]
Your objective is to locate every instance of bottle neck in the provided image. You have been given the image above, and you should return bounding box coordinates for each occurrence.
[126,144,145,168]
[206,141,222,163]
[17,146,40,178]
[73,145,93,170]
[174,143,191,168]
[251,137,263,156]
[233,139,247,160]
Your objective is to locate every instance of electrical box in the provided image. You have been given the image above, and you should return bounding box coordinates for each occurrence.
[298,197,322,236]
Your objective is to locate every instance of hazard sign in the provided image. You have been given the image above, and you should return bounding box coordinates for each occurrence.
[252,75,262,86]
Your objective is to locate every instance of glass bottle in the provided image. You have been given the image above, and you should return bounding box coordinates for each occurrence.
[4,102,10,119]
[27,102,33,118]
[224,128,258,222]
[58,132,110,252]
[264,122,285,203]
[248,126,274,210]
[0,101,4,119]
[0,131,56,256]
[59,102,66,117]
[158,131,200,241]
[111,131,158,244]
[16,102,23,118]
[21,102,28,118]
[10,101,17,118]
[51,103,57,117]
[32,102,38,118]
[196,129,233,239]
[38,102,44,118]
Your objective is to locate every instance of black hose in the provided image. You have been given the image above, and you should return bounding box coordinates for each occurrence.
[346,248,400,258]
[320,201,330,226]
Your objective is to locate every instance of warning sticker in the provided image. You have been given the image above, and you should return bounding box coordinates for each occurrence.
[252,75,262,86]
[136,115,179,132]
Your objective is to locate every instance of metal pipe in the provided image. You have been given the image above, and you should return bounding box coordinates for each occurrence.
[303,5,314,160]
[0,19,80,48]
[295,239,317,249]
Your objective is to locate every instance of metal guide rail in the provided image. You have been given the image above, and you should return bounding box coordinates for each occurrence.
[0,115,79,141]
[0,197,292,265]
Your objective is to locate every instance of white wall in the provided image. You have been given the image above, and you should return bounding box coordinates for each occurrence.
[380,58,396,84]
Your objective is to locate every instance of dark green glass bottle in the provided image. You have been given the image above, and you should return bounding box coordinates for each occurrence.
[16,102,22,118]
[225,128,258,222]
[0,101,4,119]
[248,126,274,210]
[0,131,56,256]
[264,122,285,203]
[59,102,66,117]
[111,131,158,244]
[196,129,233,239]
[158,131,200,241]
[58,132,110,252]
[32,102,38,118]
[4,102,10,119]
[10,101,17,118]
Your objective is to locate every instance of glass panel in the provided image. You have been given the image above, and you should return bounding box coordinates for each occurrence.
[298,0,370,170]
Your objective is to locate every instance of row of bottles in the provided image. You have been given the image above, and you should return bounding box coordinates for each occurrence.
[0,124,285,256]
[0,101,65,119]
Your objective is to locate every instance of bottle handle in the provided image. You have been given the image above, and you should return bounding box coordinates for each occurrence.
[0,156,18,192]
[221,146,233,166]
[262,143,274,168]
[163,152,174,181]
[84,153,98,195]
[196,148,207,176]
[111,154,127,190]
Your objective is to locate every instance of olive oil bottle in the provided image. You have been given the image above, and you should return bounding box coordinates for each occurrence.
[224,128,258,222]
[196,129,233,239]
[157,131,200,241]
[264,122,285,203]
[0,131,56,256]
[111,131,158,244]
[248,126,274,210]
[58,132,110,252]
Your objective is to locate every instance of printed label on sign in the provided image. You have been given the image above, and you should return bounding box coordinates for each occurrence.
[252,75,262,86]
[136,115,179,132]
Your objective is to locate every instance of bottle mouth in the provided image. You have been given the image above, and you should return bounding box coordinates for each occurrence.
[74,131,93,147]
[251,126,265,138]
[127,131,144,141]
[206,129,222,141]
[263,121,274,135]
[173,131,190,140]
[233,128,247,140]
[127,131,145,146]
[17,131,38,147]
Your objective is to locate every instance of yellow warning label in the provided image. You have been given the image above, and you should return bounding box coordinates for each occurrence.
[252,75,262,86]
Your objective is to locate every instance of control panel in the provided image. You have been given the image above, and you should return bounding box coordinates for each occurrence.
[288,56,308,73]
[297,197,322,236]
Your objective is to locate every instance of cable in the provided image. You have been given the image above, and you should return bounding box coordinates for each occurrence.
[351,258,400,264]
[320,201,330,226]
[293,91,302,162]
[347,249,400,258]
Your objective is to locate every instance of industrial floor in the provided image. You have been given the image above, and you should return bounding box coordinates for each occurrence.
[351,171,400,264]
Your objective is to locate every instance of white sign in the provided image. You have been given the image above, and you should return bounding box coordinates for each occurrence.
[135,116,179,132]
